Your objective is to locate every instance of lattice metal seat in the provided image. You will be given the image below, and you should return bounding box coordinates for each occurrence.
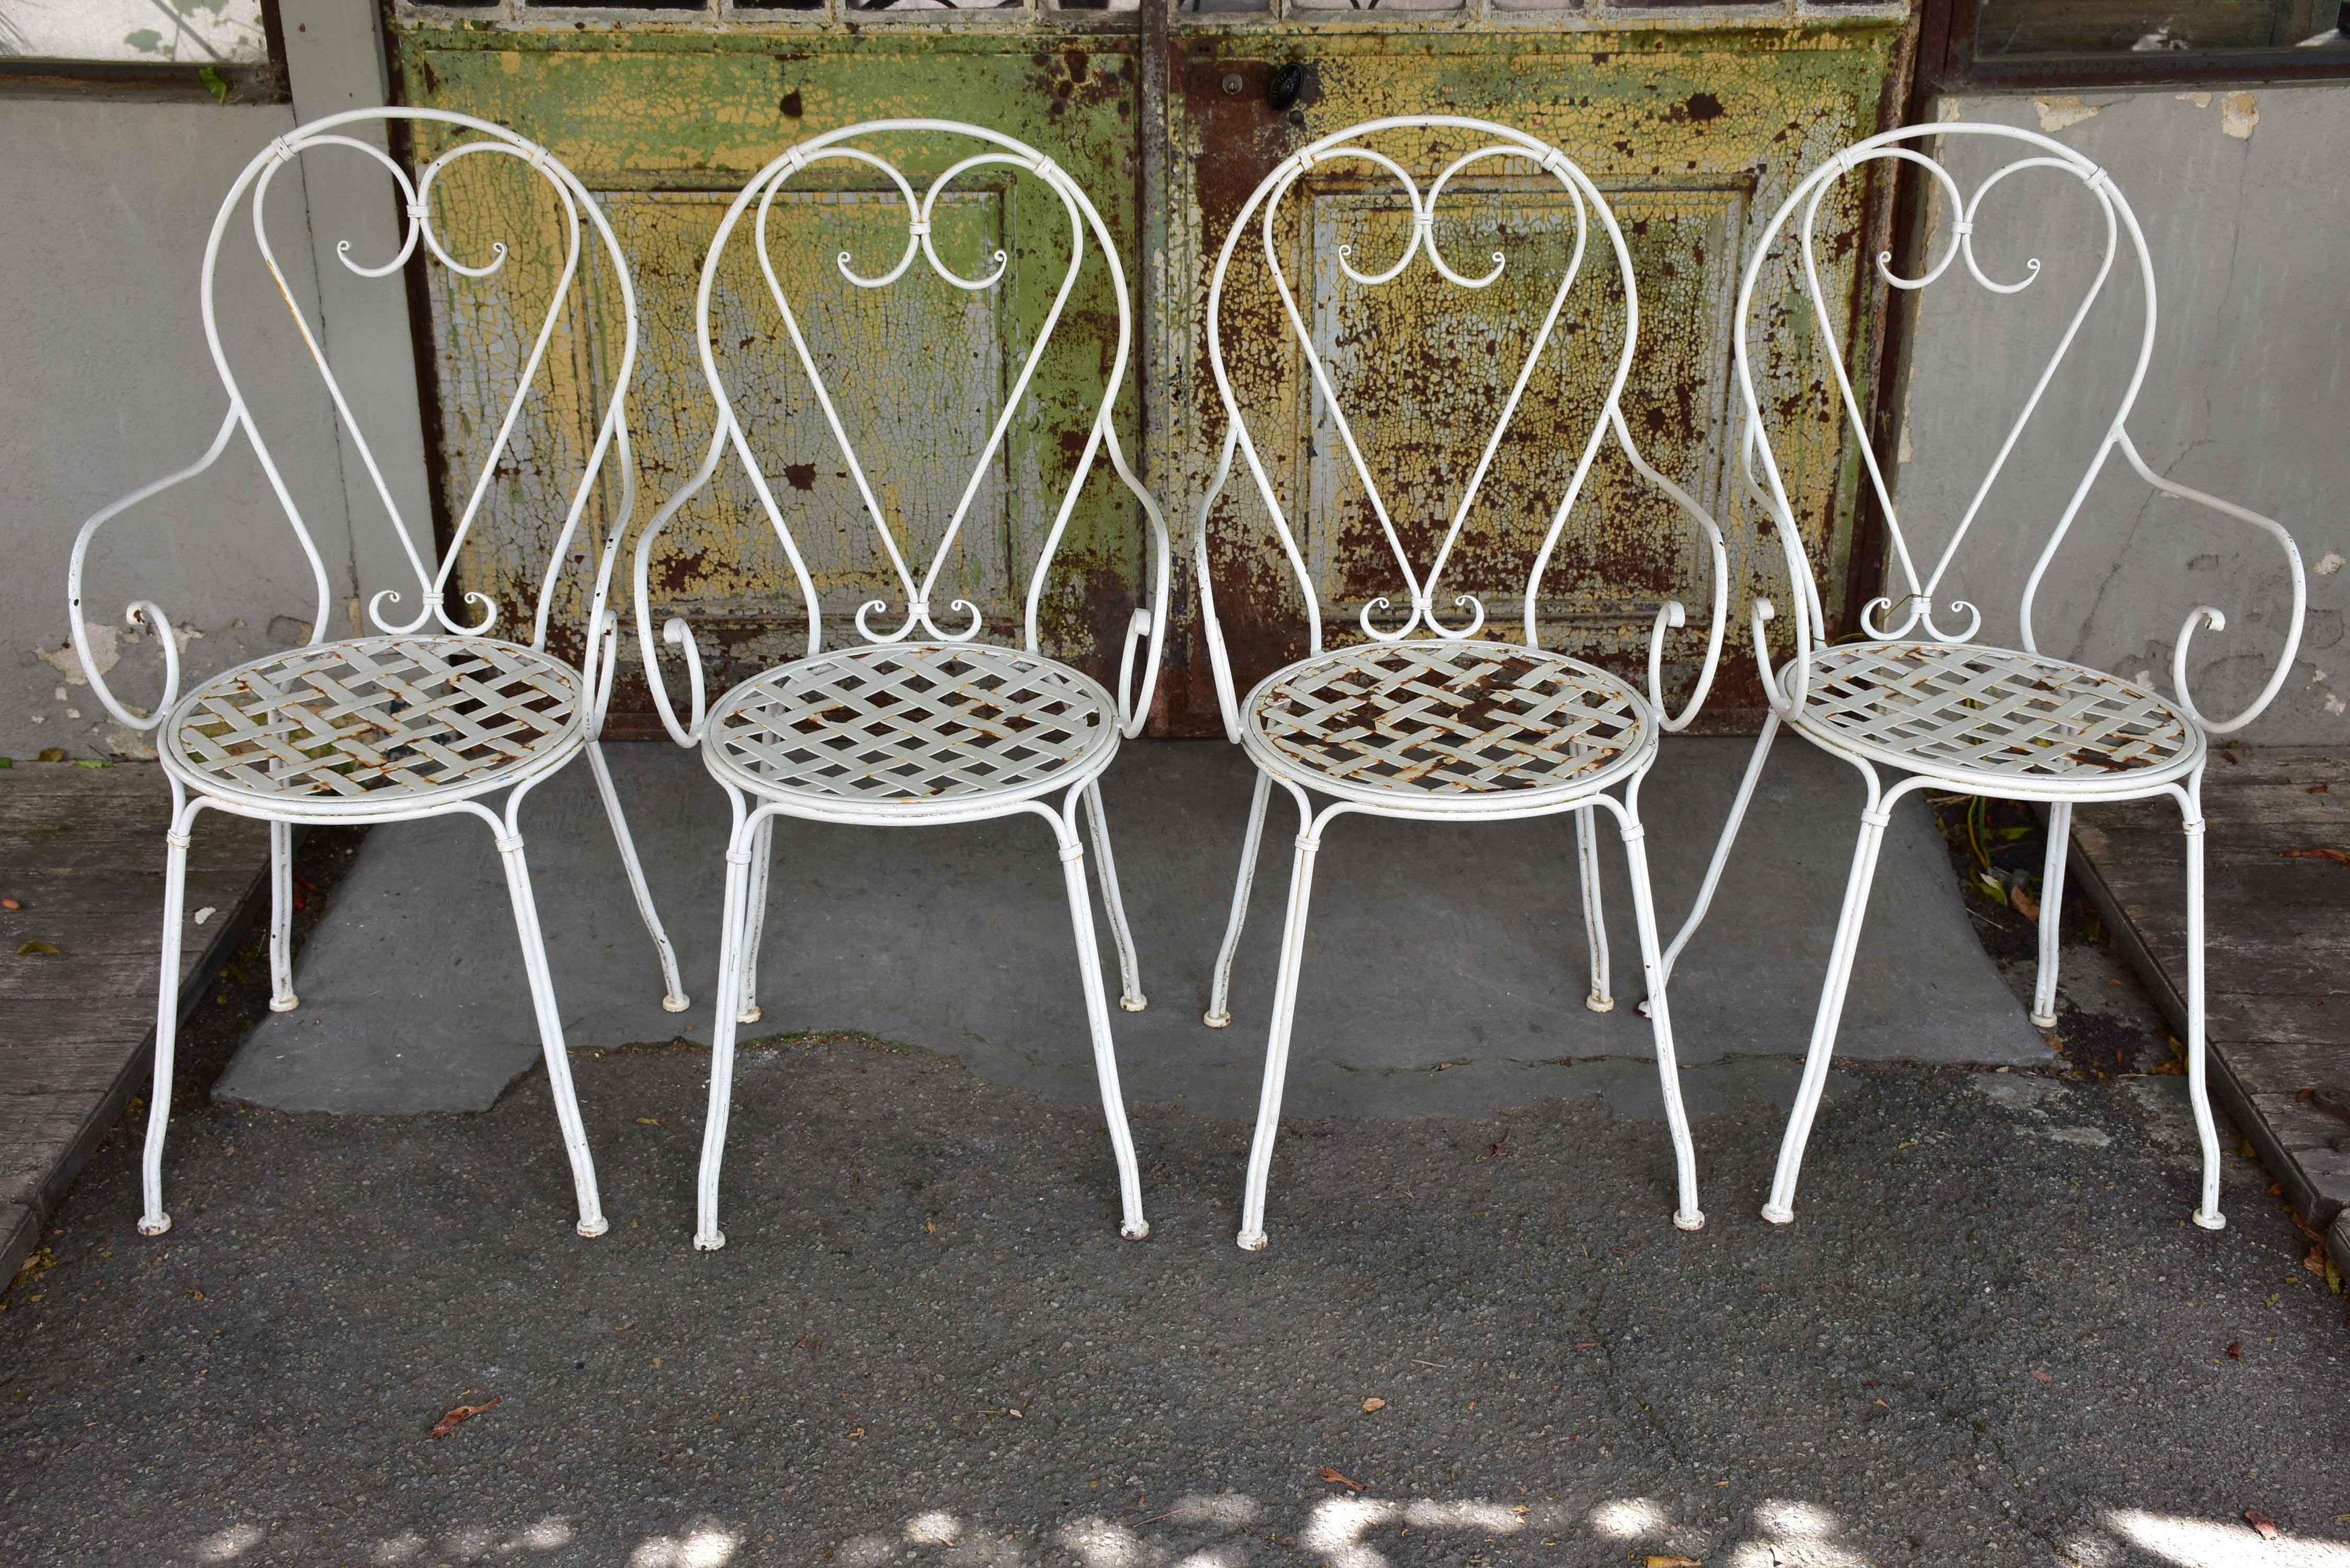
[164,636,583,814]
[705,643,1119,812]
[1787,642,2199,785]
[1242,641,1653,809]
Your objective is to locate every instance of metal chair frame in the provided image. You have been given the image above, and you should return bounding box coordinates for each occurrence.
[635,120,1172,1249]
[65,108,690,1240]
[1193,116,1731,1249]
[1656,124,2308,1230]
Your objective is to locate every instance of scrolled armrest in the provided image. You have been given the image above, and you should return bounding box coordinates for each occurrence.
[2115,430,2306,737]
[633,422,732,748]
[1099,421,1173,739]
[65,408,253,732]
[1612,408,1729,733]
[1193,426,1245,744]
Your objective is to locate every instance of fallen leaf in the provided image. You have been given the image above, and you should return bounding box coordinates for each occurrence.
[2030,1369,2052,1383]
[2007,882,2041,921]
[846,1426,865,1438]
[2280,847,2350,865]
[2244,1508,2279,1540]
[1874,1398,1890,1409]
[2226,1341,2242,1359]
[1360,1398,1386,1413]
[1575,1341,1602,1349]
[428,1397,500,1439]
[0,897,21,911]
[15,941,60,956]
[1647,1557,1703,1568]
[2148,1056,2185,1076]
[924,1220,937,1234]
[2306,1244,2328,1275]
[1317,1466,1365,1492]
[2309,784,2332,794]
[634,1116,664,1126]
[36,748,65,764]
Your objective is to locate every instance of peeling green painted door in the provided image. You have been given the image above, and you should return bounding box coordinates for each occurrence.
[386,3,1908,735]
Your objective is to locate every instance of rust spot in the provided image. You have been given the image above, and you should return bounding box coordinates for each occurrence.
[780,90,803,120]
[1683,92,1724,123]
[784,463,818,492]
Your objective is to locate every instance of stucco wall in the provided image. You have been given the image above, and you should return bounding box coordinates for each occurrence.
[1893,84,2348,745]
[3,1,420,764]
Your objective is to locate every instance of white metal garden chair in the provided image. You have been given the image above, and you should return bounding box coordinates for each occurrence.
[66,110,689,1240]
[1653,126,2306,1230]
[633,120,1171,1249]
[1193,117,1730,1250]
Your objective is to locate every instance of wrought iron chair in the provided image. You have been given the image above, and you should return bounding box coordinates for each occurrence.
[1655,126,2307,1230]
[634,120,1171,1249]
[66,110,689,1239]
[1194,116,1731,1249]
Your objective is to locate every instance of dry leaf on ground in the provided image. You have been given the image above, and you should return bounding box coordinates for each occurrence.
[1317,1467,1365,1492]
[427,1397,501,1439]
[2226,1342,2242,1359]
[1360,1398,1386,1413]
[2281,847,2350,865]
[15,941,60,956]
[2007,882,2041,921]
[2030,1369,2052,1383]
[1647,1556,1703,1567]
[2244,1508,2280,1540]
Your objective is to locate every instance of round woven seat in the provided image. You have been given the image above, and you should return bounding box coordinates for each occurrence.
[162,635,583,815]
[1787,641,2201,785]
[704,641,1120,814]
[1240,639,1655,810]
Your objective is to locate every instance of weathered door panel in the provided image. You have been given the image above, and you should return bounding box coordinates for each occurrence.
[389,32,1148,726]
[1169,25,1906,734]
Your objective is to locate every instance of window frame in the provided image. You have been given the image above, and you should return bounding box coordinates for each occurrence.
[0,0,289,103]
[1918,0,2350,92]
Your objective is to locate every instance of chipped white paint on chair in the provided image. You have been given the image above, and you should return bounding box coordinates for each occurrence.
[65,110,691,1239]
[1653,126,2308,1230]
[1192,116,1732,1249]
[635,120,1171,1248]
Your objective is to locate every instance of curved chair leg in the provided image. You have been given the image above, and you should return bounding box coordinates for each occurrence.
[736,815,776,1026]
[265,819,298,1012]
[493,825,608,1238]
[1045,808,1149,1239]
[2030,801,2072,1029]
[1615,800,1703,1230]
[1763,792,1893,1225]
[695,797,760,1251]
[1575,806,1613,1013]
[1238,792,1322,1251]
[1643,710,1782,1018]
[2182,795,2225,1230]
[1205,769,1273,1028]
[1083,780,1147,1012]
[138,801,202,1236]
[585,741,690,1014]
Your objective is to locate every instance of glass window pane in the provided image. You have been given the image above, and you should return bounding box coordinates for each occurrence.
[1973,0,2348,60]
[0,0,269,65]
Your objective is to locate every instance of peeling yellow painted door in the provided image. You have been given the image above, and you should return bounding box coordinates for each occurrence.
[386,2,1908,734]
[387,13,1151,732]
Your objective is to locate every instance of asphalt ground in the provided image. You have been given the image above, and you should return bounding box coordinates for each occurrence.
[1,1029,2344,1568]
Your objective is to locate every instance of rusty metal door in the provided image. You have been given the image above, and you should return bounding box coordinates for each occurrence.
[384,2,1908,734]
[1158,9,1912,733]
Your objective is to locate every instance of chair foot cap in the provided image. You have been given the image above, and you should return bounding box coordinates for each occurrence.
[694,1231,727,1251]
[1586,993,1614,1014]
[1760,1204,1795,1225]
[2029,1011,2058,1029]
[737,1005,761,1025]
[2192,1209,2226,1231]
[662,994,692,1014]
[1635,998,1654,1019]
[576,1217,609,1238]
[1236,1231,1268,1252]
[1203,1011,1232,1029]
[1120,1221,1151,1240]
[138,1214,172,1237]
[1119,995,1149,1013]
[1674,1210,1706,1231]
[269,994,299,1014]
